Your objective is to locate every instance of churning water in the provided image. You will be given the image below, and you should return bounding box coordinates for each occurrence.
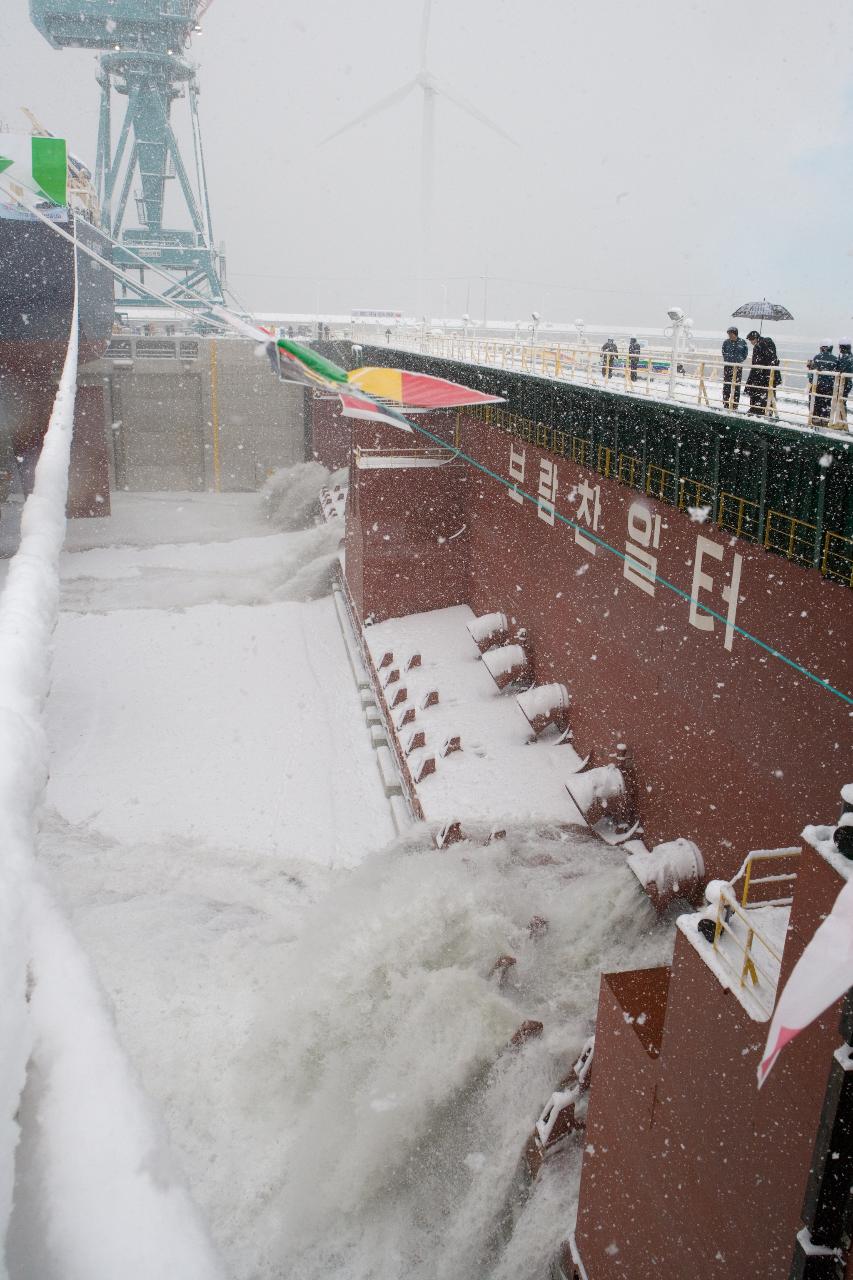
[229,824,671,1280]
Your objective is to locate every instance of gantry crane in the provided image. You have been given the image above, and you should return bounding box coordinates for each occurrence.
[30,0,224,310]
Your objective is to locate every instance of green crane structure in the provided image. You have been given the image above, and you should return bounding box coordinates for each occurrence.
[30,0,224,310]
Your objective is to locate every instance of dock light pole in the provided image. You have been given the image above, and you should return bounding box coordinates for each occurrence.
[666,306,685,398]
[575,318,586,346]
[530,311,541,373]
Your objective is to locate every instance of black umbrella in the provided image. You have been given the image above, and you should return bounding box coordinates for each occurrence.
[732,298,794,334]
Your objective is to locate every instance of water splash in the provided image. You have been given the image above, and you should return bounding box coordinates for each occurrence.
[227,824,671,1280]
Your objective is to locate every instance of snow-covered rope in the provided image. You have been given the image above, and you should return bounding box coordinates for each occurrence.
[0,263,81,1259]
[0,267,223,1278]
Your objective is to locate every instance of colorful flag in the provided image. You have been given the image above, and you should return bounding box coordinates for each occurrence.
[347,367,504,410]
[268,338,498,434]
[758,874,853,1086]
[0,135,67,207]
[276,337,350,388]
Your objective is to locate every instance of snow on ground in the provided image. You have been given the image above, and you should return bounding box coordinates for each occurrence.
[19,479,671,1280]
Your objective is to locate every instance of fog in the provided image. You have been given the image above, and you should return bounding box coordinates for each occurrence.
[5,1,853,333]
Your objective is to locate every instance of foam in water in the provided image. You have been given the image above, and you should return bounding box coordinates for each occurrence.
[36,475,672,1280]
[228,824,671,1280]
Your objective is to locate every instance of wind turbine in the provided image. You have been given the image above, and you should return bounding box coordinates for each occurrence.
[320,0,517,319]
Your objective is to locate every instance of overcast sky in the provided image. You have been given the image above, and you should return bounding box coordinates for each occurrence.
[4,0,853,335]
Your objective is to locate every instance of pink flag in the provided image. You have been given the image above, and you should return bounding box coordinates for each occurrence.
[337,392,412,433]
[758,874,853,1087]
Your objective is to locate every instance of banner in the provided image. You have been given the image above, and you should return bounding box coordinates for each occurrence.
[758,873,853,1086]
[0,135,67,210]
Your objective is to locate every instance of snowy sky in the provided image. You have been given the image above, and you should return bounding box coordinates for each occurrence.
[4,0,853,333]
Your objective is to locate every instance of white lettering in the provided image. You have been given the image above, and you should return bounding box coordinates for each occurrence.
[537,459,558,525]
[689,535,743,649]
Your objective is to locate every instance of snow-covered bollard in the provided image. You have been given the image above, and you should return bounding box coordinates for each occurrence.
[466,610,508,653]
[481,643,531,691]
[626,838,706,912]
[565,761,637,833]
[516,682,570,738]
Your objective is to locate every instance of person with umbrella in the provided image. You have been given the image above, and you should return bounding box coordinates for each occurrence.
[806,343,839,425]
[731,299,791,418]
[721,326,748,410]
[745,331,781,417]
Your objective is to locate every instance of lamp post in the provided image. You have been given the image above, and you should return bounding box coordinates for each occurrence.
[462,311,470,356]
[575,317,586,347]
[530,311,541,373]
[666,306,685,399]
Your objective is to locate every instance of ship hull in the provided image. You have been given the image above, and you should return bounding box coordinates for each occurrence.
[0,212,114,515]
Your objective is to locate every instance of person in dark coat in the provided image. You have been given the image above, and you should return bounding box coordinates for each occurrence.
[721,326,748,410]
[628,336,641,382]
[836,340,853,426]
[807,343,839,424]
[745,330,780,416]
[601,338,618,379]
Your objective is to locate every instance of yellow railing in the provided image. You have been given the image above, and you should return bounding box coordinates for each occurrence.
[678,476,715,512]
[456,406,851,589]
[764,510,818,565]
[646,463,677,503]
[402,331,853,434]
[738,847,800,908]
[718,491,760,539]
[710,885,787,1019]
[617,452,642,488]
[571,436,591,468]
[822,530,853,587]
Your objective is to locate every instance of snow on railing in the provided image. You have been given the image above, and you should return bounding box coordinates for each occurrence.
[0,285,223,1277]
[383,331,853,438]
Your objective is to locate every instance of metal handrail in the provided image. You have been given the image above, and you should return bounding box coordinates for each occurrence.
[711,886,786,1019]
[380,331,853,435]
[737,846,800,908]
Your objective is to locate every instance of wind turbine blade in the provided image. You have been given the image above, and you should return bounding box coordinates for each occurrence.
[318,79,418,146]
[419,0,433,71]
[432,77,519,146]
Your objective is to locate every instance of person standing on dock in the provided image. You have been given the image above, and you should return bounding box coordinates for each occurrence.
[836,340,853,426]
[721,326,748,410]
[807,343,839,425]
[628,336,641,382]
[745,330,780,416]
[601,338,618,379]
